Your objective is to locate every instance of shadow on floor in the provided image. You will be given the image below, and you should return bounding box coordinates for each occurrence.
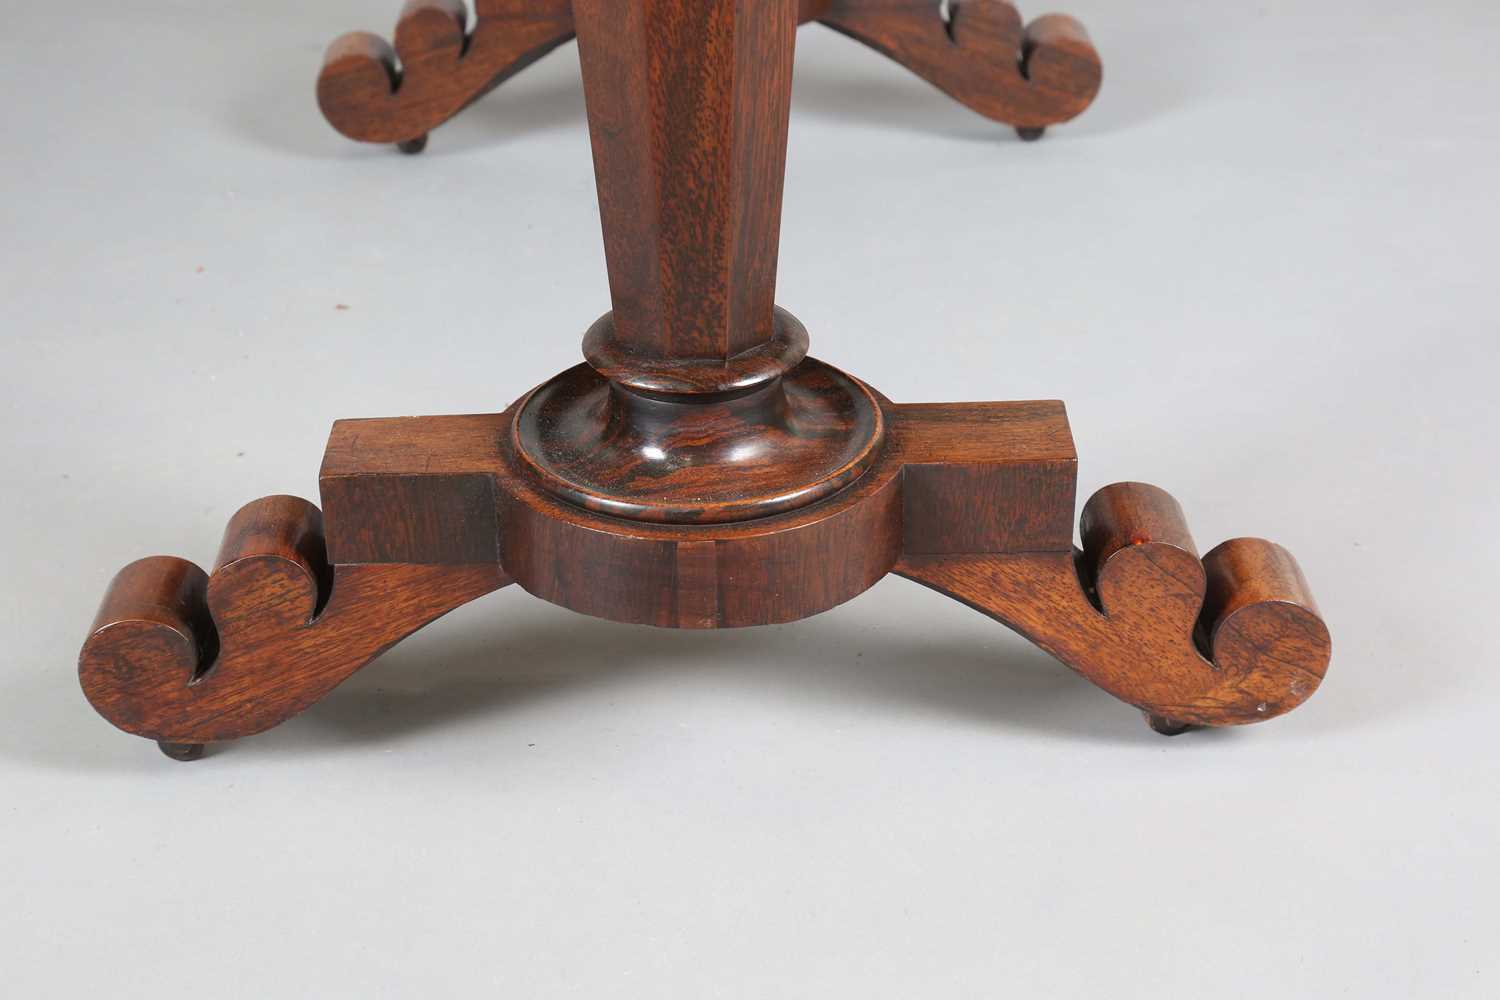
[236,587,1221,759]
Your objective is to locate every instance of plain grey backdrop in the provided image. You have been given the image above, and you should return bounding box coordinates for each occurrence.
[3,0,1497,995]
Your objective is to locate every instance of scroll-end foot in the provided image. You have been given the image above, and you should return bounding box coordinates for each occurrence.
[397,133,429,155]
[158,741,207,762]
[1080,483,1332,727]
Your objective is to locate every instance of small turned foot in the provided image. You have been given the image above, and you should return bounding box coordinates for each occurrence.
[1015,126,1046,142]
[396,133,429,155]
[158,741,206,762]
[1145,714,1198,737]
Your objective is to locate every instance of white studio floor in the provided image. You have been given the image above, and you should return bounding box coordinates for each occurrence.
[2,1,1496,996]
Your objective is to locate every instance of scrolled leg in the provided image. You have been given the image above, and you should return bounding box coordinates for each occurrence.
[815,0,1102,135]
[317,1,1098,151]
[898,482,1331,729]
[317,0,576,150]
[79,496,505,752]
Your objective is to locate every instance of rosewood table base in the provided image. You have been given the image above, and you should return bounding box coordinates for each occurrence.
[80,384,1331,757]
[80,0,1330,759]
[316,0,1104,152]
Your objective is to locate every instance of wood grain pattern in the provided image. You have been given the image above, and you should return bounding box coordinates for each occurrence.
[898,483,1332,728]
[317,0,575,147]
[819,1,1101,134]
[579,297,808,397]
[310,396,1073,628]
[524,1,886,525]
[573,0,797,378]
[80,404,1332,751]
[79,496,505,745]
[316,0,1101,150]
[894,401,1076,554]
[501,393,904,626]
[513,359,884,524]
[80,0,1327,759]
[314,396,903,628]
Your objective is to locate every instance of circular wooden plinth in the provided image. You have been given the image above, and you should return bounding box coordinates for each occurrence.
[512,359,885,525]
[499,383,904,629]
